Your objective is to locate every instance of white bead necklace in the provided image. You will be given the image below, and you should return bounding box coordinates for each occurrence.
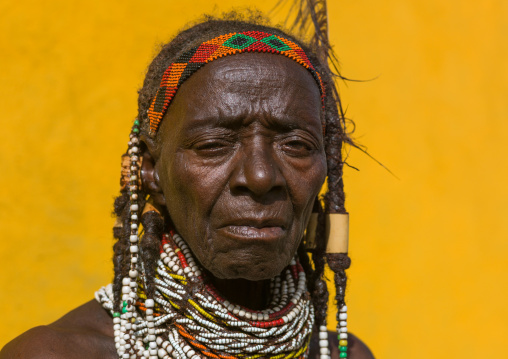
[96,232,315,359]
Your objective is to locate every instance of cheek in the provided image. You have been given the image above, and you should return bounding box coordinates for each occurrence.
[285,155,327,211]
[170,152,230,210]
[162,152,231,259]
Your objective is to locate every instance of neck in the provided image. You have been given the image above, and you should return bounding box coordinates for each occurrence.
[207,275,272,310]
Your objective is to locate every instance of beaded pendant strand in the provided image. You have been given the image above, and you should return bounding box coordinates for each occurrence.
[119,119,148,358]
[338,305,348,358]
[317,306,348,359]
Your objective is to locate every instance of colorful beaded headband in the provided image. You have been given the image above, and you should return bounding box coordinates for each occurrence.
[147,31,326,135]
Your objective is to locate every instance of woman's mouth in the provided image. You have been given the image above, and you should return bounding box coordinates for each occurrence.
[218,225,286,241]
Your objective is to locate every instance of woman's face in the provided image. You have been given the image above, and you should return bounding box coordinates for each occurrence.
[152,53,326,280]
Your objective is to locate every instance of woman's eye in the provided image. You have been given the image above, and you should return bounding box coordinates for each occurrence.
[281,140,314,156]
[194,140,233,155]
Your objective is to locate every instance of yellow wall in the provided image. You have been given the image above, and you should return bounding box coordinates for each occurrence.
[1,1,507,358]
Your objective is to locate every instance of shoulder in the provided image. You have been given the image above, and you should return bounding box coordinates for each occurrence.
[0,300,116,359]
[309,329,375,359]
[330,332,375,359]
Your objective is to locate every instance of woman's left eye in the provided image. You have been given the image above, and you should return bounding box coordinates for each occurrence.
[280,139,315,156]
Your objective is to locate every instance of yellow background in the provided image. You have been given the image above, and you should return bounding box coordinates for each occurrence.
[1,1,507,358]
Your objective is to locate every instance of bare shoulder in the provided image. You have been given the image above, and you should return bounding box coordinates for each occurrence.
[0,300,116,359]
[309,329,375,359]
[331,332,375,359]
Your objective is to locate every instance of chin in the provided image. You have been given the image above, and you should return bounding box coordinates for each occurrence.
[208,255,292,281]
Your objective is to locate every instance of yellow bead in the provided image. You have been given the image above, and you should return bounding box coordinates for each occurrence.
[339,340,348,347]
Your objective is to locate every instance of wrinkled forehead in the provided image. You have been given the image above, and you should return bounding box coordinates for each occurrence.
[147,31,326,136]
[156,53,324,141]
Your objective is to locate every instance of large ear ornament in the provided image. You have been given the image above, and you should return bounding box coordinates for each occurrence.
[325,213,349,254]
[304,213,319,250]
[305,213,349,253]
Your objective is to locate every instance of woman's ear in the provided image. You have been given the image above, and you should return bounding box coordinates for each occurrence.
[140,136,166,207]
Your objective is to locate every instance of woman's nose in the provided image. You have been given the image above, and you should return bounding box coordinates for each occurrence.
[230,140,286,199]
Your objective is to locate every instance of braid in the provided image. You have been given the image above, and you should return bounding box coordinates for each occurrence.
[112,193,131,312]
[111,154,133,312]
[326,253,350,308]
[111,147,151,310]
[323,73,352,331]
[310,205,329,329]
[139,210,164,299]
[324,139,351,321]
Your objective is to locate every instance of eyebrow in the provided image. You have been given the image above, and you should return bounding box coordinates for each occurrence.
[182,110,322,140]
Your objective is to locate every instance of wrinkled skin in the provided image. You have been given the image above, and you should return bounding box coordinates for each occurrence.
[0,54,374,359]
[146,53,326,291]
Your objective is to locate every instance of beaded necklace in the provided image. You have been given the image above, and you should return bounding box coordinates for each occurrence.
[96,231,316,359]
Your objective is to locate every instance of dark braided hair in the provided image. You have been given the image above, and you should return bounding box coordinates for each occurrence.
[111,12,353,332]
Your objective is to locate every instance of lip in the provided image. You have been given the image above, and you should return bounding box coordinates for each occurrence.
[217,217,287,241]
[218,225,286,241]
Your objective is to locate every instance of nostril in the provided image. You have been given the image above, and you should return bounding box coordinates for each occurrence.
[232,185,251,195]
[229,143,287,198]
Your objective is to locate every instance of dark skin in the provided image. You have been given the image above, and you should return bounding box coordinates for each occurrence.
[1,54,374,358]
[148,53,326,308]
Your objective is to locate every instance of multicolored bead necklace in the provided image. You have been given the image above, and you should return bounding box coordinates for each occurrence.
[96,230,315,359]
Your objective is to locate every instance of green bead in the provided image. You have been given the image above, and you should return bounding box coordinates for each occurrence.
[113,312,120,318]
[339,346,347,352]
[121,306,127,314]
[134,119,140,126]
[133,127,140,133]
[339,353,347,358]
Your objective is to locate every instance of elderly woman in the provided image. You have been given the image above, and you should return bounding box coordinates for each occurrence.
[1,17,374,359]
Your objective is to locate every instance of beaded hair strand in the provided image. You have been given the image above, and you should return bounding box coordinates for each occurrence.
[282,0,354,353]
[304,73,351,358]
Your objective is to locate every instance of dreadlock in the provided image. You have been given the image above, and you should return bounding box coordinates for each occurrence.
[111,10,353,334]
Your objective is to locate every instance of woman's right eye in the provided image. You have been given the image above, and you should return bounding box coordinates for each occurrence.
[193,140,233,155]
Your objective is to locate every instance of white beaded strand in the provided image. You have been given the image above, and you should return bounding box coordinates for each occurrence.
[118,120,150,358]
[338,304,348,357]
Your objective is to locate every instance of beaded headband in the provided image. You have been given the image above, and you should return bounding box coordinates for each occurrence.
[147,31,326,135]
